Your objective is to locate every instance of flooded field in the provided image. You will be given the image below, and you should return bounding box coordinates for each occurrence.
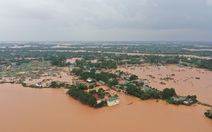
[118,65,212,104]
[0,83,211,132]
[24,70,73,87]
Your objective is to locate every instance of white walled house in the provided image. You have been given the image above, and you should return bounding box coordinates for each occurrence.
[107,97,120,106]
[87,77,95,83]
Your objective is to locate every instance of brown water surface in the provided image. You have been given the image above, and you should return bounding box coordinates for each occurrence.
[0,84,211,132]
[119,65,212,104]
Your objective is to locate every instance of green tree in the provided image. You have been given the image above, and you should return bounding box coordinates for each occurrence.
[162,88,176,100]
[108,79,118,88]
[50,81,58,88]
[126,84,143,98]
[204,109,212,119]
[130,74,138,81]
[77,83,88,90]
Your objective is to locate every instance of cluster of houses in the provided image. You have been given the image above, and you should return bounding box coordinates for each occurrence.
[69,65,161,107]
[72,76,120,107]
[92,94,120,107]
[33,80,71,88]
[70,69,154,107]
[171,96,195,105]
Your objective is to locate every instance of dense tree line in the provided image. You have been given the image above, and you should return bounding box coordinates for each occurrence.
[77,83,88,90]
[140,90,162,100]
[126,85,143,98]
[76,70,118,88]
[44,56,67,66]
[129,74,138,81]
[108,79,118,88]
[197,59,212,70]
[161,88,176,99]
[67,86,97,107]
[126,86,177,100]
[75,59,117,69]
[66,85,106,108]
[99,60,117,69]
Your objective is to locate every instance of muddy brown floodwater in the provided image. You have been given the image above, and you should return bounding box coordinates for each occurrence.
[0,83,211,132]
[118,65,212,104]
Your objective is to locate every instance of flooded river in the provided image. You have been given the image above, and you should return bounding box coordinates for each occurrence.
[0,83,211,132]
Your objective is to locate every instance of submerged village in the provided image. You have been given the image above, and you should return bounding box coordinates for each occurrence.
[0,42,212,119]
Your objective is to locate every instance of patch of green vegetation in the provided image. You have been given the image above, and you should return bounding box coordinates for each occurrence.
[66,85,106,108]
[204,109,212,119]
[129,74,138,81]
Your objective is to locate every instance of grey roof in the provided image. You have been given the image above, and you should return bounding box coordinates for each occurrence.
[108,97,119,102]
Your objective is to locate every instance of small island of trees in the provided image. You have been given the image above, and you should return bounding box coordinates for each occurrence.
[126,85,197,105]
[204,108,212,119]
[66,85,107,108]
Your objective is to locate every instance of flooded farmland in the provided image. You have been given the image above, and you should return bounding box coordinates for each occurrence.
[118,65,212,104]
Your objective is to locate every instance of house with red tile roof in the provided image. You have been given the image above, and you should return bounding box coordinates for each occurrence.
[93,94,102,104]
